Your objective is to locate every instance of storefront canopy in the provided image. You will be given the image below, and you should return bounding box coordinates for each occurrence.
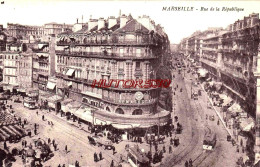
[111,124,134,129]
[75,106,93,123]
[220,94,233,106]
[228,103,243,113]
[64,100,82,114]
[66,69,75,76]
[48,95,63,103]
[240,118,255,132]
[47,82,56,90]
[197,68,208,77]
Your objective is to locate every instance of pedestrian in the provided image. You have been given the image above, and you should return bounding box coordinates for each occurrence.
[185,160,189,167]
[48,138,51,144]
[58,164,61,167]
[163,145,166,153]
[95,152,99,162]
[237,146,239,153]
[112,146,116,155]
[110,160,114,167]
[24,140,27,147]
[240,139,243,147]
[65,145,68,153]
[42,115,45,121]
[34,129,37,135]
[189,159,193,167]
[4,141,7,150]
[99,152,102,160]
[36,111,38,116]
[170,138,173,145]
[169,145,172,153]
[34,123,37,130]
[155,143,158,151]
[62,164,65,167]
[54,143,58,151]
[75,160,79,167]
[52,139,55,145]
[217,119,220,125]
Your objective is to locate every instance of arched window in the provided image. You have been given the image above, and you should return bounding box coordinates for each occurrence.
[115,108,124,114]
[106,107,111,112]
[132,109,143,115]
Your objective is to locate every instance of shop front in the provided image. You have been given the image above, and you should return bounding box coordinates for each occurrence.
[48,95,63,112]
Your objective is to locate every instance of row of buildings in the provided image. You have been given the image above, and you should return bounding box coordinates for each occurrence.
[6,22,73,40]
[178,13,260,163]
[0,14,171,131]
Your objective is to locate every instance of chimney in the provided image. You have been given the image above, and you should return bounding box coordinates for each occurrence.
[120,15,127,28]
[108,16,117,29]
[137,15,152,31]
[98,17,105,30]
[88,19,98,31]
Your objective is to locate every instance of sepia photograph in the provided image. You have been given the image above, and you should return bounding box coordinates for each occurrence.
[0,0,260,166]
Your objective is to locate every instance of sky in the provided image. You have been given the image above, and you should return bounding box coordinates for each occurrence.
[0,0,260,44]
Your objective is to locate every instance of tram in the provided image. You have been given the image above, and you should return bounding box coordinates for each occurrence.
[203,128,216,150]
[127,145,150,167]
[23,97,37,109]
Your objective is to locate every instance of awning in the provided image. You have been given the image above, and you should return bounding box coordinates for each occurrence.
[48,95,63,103]
[228,103,243,113]
[255,154,260,166]
[221,94,233,106]
[111,124,133,129]
[64,101,81,114]
[47,82,56,90]
[243,122,254,132]
[66,69,75,76]
[17,88,26,93]
[197,68,208,77]
[75,106,93,123]
[61,98,74,112]
[67,81,72,87]
[94,119,107,125]
[240,118,255,132]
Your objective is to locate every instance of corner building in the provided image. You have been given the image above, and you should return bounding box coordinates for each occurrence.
[56,15,171,129]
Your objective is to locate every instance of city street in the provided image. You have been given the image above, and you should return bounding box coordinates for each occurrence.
[7,102,123,167]
[161,58,246,167]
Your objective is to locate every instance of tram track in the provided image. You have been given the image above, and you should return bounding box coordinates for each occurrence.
[13,104,119,165]
[161,71,201,166]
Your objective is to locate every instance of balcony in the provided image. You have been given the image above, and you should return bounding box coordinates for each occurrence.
[55,50,156,60]
[201,47,218,52]
[118,68,124,75]
[54,72,158,91]
[33,58,49,64]
[57,37,156,46]
[106,67,111,74]
[102,96,157,106]
[71,88,82,93]
[134,69,143,77]
[32,49,49,53]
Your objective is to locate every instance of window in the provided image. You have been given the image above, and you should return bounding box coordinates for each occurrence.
[120,48,124,57]
[136,48,141,57]
[132,109,143,115]
[136,62,140,69]
[115,108,124,114]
